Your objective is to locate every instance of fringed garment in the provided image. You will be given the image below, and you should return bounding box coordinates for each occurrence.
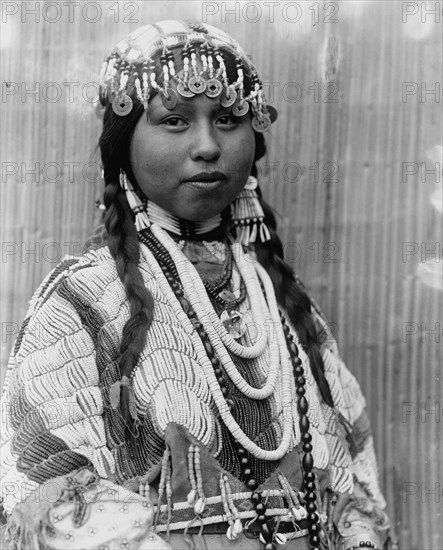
[0,240,392,549]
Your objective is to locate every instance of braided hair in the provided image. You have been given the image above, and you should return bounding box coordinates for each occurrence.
[252,134,334,407]
[99,103,156,427]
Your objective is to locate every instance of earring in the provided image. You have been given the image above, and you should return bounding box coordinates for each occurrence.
[231,176,271,246]
[119,171,150,231]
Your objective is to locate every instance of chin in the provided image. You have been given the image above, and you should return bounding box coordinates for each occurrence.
[179,205,227,222]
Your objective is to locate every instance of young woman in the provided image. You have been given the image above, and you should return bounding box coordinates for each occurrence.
[0,20,395,550]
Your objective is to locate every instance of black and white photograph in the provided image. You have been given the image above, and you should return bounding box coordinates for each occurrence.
[0,1,441,549]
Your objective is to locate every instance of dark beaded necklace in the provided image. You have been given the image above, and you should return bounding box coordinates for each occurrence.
[140,229,247,313]
[138,229,321,550]
[204,277,247,310]
[201,246,233,293]
[280,310,321,549]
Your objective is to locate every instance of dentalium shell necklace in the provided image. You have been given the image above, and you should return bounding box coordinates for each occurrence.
[151,224,286,402]
[138,224,321,549]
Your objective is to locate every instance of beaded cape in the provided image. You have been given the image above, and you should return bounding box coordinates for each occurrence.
[0,241,388,546]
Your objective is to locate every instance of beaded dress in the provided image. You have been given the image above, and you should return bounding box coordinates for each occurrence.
[0,225,393,550]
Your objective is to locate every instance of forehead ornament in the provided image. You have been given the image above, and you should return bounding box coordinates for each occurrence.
[98,20,277,132]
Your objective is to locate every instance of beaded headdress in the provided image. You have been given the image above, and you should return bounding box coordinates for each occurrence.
[98,19,277,132]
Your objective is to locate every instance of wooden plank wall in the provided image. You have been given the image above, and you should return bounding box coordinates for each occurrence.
[1,2,441,548]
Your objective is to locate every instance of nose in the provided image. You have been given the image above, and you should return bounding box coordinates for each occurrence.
[189,120,221,162]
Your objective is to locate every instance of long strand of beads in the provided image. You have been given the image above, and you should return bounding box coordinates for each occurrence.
[138,231,233,410]
[138,230,322,546]
[231,442,274,549]
[255,260,322,548]
[279,310,321,550]
[149,225,283,399]
[151,224,268,359]
[140,232,319,546]
[138,233,294,461]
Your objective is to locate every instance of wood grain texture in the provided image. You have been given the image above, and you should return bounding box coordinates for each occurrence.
[1,2,441,547]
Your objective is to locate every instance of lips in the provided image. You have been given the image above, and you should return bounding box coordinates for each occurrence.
[183,171,227,183]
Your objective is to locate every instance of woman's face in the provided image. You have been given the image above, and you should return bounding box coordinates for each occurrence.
[129,88,256,221]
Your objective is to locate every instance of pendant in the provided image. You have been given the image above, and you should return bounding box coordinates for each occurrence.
[232,98,249,117]
[205,78,223,98]
[252,113,271,133]
[112,94,133,116]
[220,309,246,339]
[220,88,237,108]
[177,81,194,98]
[188,75,206,94]
[161,88,178,110]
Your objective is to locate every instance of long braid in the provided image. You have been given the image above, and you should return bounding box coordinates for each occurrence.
[100,104,155,431]
[254,200,334,407]
[251,134,334,407]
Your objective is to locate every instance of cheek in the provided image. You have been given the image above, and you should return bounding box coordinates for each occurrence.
[131,135,166,181]
[233,137,255,173]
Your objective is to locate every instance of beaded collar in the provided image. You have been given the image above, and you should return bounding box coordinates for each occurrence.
[146,201,224,240]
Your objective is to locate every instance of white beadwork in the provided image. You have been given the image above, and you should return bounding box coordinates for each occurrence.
[152,225,269,358]
[142,226,295,460]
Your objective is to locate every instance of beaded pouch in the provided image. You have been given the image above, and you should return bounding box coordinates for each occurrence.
[5,468,170,550]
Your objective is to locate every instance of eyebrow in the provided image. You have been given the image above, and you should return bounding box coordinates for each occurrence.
[149,99,231,115]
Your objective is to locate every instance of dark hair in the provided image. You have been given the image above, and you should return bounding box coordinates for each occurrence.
[98,54,333,431]
[252,133,333,407]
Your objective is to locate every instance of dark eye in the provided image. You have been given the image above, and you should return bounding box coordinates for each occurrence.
[162,117,187,127]
[216,114,236,126]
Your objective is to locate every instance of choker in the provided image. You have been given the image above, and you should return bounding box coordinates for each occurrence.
[146,201,223,240]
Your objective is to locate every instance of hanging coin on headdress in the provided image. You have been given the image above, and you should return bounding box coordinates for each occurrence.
[97,19,278,131]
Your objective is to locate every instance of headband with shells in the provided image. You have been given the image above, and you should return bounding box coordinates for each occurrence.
[97,20,277,133]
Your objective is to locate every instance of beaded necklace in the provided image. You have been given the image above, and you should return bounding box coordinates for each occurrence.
[152,223,269,359]
[146,201,223,238]
[149,226,284,403]
[138,225,321,549]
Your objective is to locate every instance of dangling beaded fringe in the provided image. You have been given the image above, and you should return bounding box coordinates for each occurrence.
[220,474,243,540]
[119,171,151,231]
[155,447,172,535]
[120,169,271,245]
[231,176,271,245]
[120,171,223,236]
[186,444,206,515]
[277,472,307,521]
